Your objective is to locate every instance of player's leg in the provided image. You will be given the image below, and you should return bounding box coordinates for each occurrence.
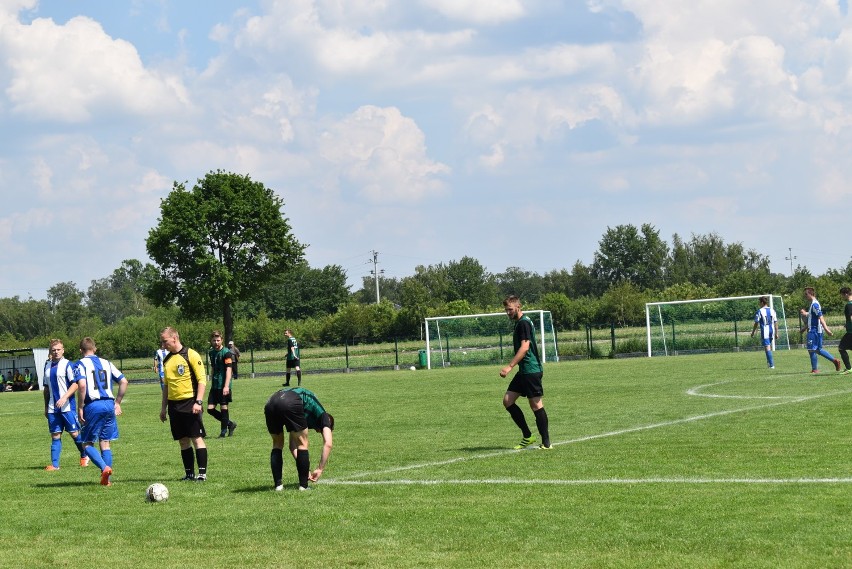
[839,334,852,372]
[503,388,534,447]
[296,365,302,386]
[48,432,62,470]
[270,432,285,490]
[290,430,310,489]
[178,437,196,480]
[193,435,208,481]
[764,342,774,368]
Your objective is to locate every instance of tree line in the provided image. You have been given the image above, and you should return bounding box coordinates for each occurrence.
[2,171,849,358]
[2,224,847,359]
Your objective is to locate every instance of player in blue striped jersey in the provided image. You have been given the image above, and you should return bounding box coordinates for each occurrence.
[42,339,88,470]
[751,297,778,369]
[800,287,841,373]
[153,347,168,390]
[75,337,128,486]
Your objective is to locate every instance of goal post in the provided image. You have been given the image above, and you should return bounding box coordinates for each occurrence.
[645,294,790,357]
[424,310,558,370]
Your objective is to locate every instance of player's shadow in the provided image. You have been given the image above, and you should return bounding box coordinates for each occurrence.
[459,446,505,452]
[32,481,98,488]
[232,484,294,494]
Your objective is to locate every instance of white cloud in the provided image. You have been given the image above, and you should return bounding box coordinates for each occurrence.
[318,105,450,202]
[421,0,524,25]
[0,13,190,122]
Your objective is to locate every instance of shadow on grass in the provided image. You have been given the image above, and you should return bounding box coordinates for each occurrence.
[459,446,507,452]
[32,481,100,488]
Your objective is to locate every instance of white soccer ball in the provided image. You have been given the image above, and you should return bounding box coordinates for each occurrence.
[146,482,169,503]
[410,366,416,371]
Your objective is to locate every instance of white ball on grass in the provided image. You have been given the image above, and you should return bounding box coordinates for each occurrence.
[146,482,169,503]
[410,366,416,371]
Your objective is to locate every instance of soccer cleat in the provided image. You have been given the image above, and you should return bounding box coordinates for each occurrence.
[228,421,237,437]
[769,366,775,369]
[218,428,227,438]
[298,485,310,491]
[513,436,536,450]
[80,456,89,467]
[196,473,207,482]
[842,369,851,375]
[179,473,196,481]
[44,465,59,471]
[835,359,842,372]
[811,370,819,374]
[538,443,554,450]
[100,466,112,486]
[282,383,290,387]
[274,485,284,492]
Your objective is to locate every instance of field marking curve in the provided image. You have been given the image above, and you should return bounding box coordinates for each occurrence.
[328,386,852,483]
[687,380,801,400]
[324,477,852,487]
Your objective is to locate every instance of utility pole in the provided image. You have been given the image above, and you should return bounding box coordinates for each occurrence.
[785,247,797,276]
[369,250,384,304]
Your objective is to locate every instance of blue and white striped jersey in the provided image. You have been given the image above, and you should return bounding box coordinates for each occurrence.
[75,355,125,405]
[754,306,777,340]
[44,357,78,414]
[807,300,824,333]
[155,348,168,379]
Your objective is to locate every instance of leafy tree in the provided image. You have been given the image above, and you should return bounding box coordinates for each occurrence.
[591,223,669,290]
[496,266,545,303]
[669,232,768,288]
[146,171,304,342]
[356,274,402,306]
[411,263,451,305]
[542,269,573,297]
[567,260,600,297]
[46,282,86,332]
[446,256,495,306]
[540,292,574,330]
[598,282,648,326]
[251,264,351,320]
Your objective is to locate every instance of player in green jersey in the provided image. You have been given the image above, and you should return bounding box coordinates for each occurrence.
[838,287,852,374]
[499,295,551,450]
[207,330,236,437]
[264,386,334,490]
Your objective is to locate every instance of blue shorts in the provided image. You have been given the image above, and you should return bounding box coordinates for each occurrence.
[761,337,773,347]
[80,400,119,443]
[806,330,824,351]
[47,410,81,434]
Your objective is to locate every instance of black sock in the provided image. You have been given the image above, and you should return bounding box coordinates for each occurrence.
[221,408,230,430]
[842,350,851,370]
[285,372,291,384]
[196,447,208,475]
[207,408,222,421]
[296,371,302,386]
[271,448,284,487]
[296,449,310,488]
[181,447,195,476]
[534,407,550,447]
[505,404,531,438]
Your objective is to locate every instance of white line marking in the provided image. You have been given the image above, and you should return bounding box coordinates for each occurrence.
[329,386,852,482]
[325,477,852,486]
[687,380,802,400]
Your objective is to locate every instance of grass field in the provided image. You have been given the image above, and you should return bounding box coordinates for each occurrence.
[3,350,852,568]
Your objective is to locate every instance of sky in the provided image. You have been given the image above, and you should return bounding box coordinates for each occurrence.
[2,0,852,301]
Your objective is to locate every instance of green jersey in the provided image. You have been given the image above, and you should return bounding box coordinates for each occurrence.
[287,336,300,361]
[208,346,233,390]
[288,387,327,429]
[514,314,543,375]
[845,301,852,333]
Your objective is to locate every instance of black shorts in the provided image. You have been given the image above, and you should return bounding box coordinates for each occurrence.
[840,333,852,351]
[507,372,544,398]
[286,358,301,369]
[264,390,307,434]
[168,399,207,440]
[208,388,232,405]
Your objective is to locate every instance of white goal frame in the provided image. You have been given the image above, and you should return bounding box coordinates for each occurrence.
[644,294,789,357]
[424,310,557,370]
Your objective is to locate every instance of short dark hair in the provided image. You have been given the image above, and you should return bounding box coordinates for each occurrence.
[759,296,769,306]
[502,295,520,307]
[841,287,852,296]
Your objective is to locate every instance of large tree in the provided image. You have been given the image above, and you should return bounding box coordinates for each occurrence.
[146,171,304,341]
[591,223,669,291]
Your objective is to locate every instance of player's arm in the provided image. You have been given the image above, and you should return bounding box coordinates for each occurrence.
[114,376,128,416]
[55,380,78,409]
[309,427,333,482]
[820,315,833,335]
[751,321,758,336]
[500,339,530,377]
[43,381,50,416]
[190,351,207,413]
[223,354,233,395]
[76,375,87,423]
[160,379,168,422]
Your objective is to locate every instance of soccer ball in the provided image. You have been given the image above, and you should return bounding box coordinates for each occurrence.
[146,483,169,503]
[409,366,416,371]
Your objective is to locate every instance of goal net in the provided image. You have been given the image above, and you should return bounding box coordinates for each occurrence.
[645,294,790,357]
[424,310,558,370]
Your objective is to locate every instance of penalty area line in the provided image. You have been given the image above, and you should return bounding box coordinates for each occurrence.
[324,477,852,487]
